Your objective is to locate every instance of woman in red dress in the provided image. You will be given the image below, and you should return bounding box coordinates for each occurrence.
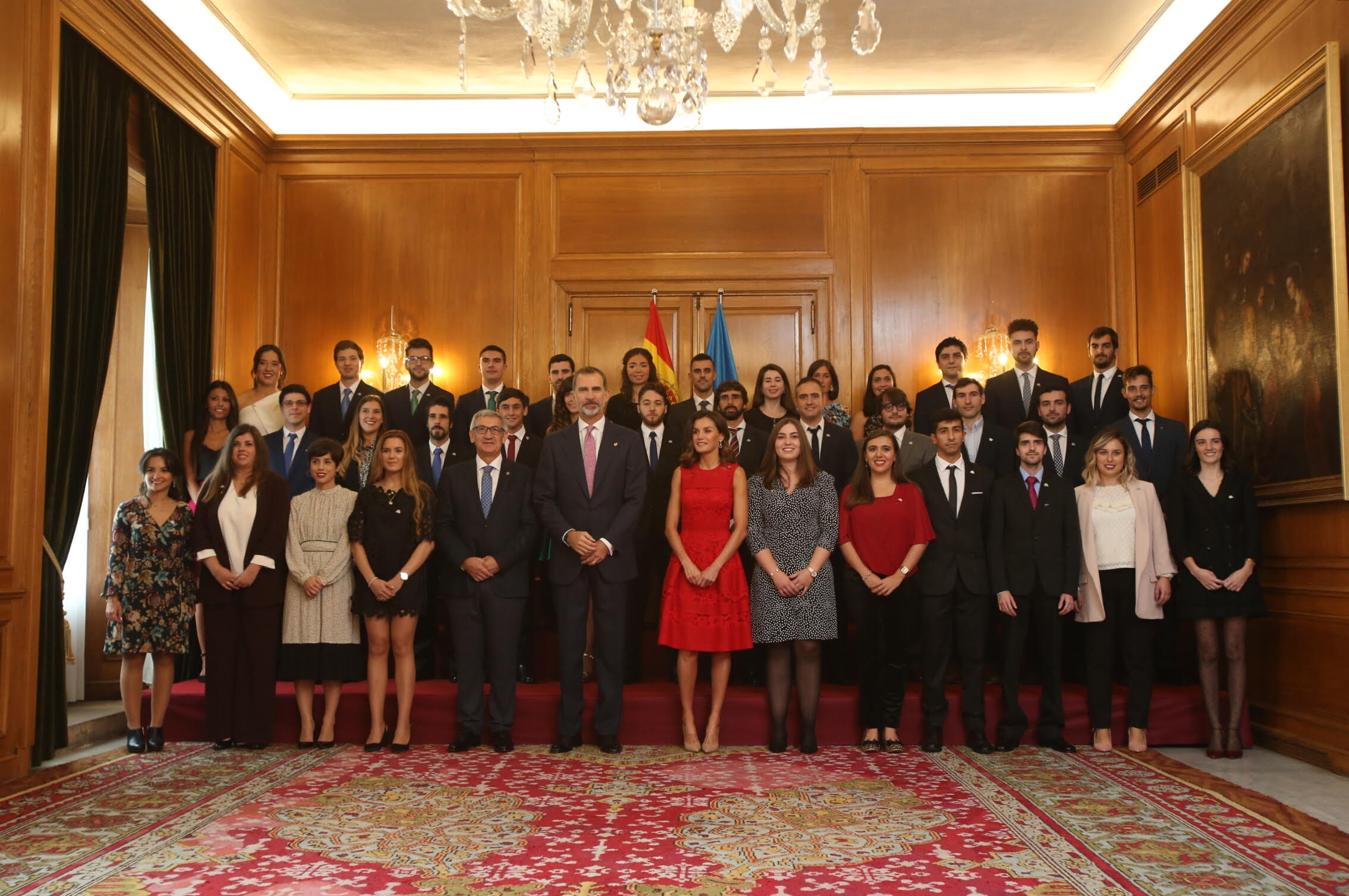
[660,410,751,753]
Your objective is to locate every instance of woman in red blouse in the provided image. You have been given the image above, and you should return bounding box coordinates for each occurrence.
[838,430,934,752]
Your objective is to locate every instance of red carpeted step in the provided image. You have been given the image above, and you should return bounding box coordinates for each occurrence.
[149,680,1248,748]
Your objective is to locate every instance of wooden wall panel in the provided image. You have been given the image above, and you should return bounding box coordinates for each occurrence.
[216,147,265,388]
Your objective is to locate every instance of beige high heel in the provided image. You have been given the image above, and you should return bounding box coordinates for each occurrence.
[1127,727,1148,753]
[1092,728,1113,752]
[701,721,720,754]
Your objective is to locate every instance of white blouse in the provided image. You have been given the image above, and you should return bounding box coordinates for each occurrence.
[196,481,276,574]
[240,397,283,436]
[1091,484,1136,570]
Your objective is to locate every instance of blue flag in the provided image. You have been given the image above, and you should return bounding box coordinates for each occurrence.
[706,295,738,387]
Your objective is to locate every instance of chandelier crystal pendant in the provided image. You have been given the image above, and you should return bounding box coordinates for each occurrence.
[447,0,883,125]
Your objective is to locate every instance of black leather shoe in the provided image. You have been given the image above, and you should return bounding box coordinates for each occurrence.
[799,727,818,755]
[448,732,480,753]
[549,736,579,754]
[597,735,622,754]
[967,734,995,755]
[516,664,535,684]
[126,727,146,754]
[212,739,232,751]
[768,721,788,754]
[239,742,267,750]
[491,731,514,753]
[920,732,943,753]
[994,740,1018,753]
[145,726,165,752]
[390,740,411,754]
[1043,737,1078,753]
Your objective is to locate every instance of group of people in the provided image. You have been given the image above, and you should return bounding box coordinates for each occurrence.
[101,321,1262,760]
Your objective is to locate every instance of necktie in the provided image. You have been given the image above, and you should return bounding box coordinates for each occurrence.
[699,400,709,412]
[480,464,494,517]
[486,390,498,411]
[1026,474,1039,510]
[809,426,821,462]
[1020,371,1033,416]
[583,425,597,496]
[1050,433,1064,477]
[1138,418,1153,455]
[649,431,659,469]
[1092,373,1105,412]
[507,434,517,463]
[341,387,352,418]
[410,387,421,413]
[727,428,740,460]
[946,464,959,515]
[432,446,443,485]
[284,432,297,474]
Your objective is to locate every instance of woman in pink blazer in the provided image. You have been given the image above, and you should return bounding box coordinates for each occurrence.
[1074,427,1176,753]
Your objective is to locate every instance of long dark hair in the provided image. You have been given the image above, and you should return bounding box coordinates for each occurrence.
[845,431,908,509]
[189,380,239,471]
[620,347,657,402]
[861,364,897,418]
[138,448,189,502]
[679,410,732,467]
[250,343,287,387]
[806,358,841,401]
[752,363,797,415]
[199,424,270,503]
[1184,419,1234,475]
[760,417,818,490]
[548,375,577,434]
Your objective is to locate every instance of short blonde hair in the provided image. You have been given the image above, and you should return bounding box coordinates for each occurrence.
[1081,426,1137,486]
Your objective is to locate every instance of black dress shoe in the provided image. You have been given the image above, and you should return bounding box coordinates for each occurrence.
[994,740,1018,753]
[920,733,943,753]
[549,736,579,754]
[799,727,818,755]
[597,735,622,754]
[967,735,995,755]
[768,719,788,754]
[239,742,267,750]
[126,727,147,754]
[516,664,535,684]
[491,731,514,753]
[1042,737,1078,753]
[448,732,480,753]
[212,739,233,751]
[147,726,166,752]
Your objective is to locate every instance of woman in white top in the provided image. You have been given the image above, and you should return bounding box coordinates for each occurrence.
[1074,427,1176,753]
[237,344,287,435]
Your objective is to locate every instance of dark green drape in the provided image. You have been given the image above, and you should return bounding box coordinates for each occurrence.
[36,26,132,763]
[142,96,216,680]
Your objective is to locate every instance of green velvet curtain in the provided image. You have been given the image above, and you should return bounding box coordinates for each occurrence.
[36,26,133,763]
[142,96,216,680]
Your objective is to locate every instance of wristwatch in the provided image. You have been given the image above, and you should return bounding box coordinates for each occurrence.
[807,567,818,578]
[398,571,409,582]
[899,565,911,576]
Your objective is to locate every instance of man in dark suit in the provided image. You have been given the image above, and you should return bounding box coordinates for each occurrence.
[414,397,462,490]
[910,409,995,754]
[795,376,858,492]
[1069,326,1130,435]
[716,379,767,474]
[384,337,454,445]
[310,340,379,441]
[913,337,968,435]
[415,396,463,681]
[984,319,1071,430]
[632,382,681,680]
[953,377,1015,476]
[533,366,647,754]
[1037,387,1086,486]
[527,353,574,437]
[666,353,718,438]
[495,386,543,682]
[452,344,509,455]
[1114,364,1186,501]
[987,422,1081,753]
[264,385,318,496]
[435,407,539,754]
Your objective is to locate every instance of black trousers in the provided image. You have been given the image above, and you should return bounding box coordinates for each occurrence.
[840,570,912,729]
[204,600,281,744]
[997,587,1065,744]
[553,569,628,738]
[517,557,554,675]
[1084,567,1158,729]
[446,591,526,735]
[920,582,987,736]
[626,538,668,680]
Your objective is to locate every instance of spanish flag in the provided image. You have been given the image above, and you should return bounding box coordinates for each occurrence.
[643,297,679,400]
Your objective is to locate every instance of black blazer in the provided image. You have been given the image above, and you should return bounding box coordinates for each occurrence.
[604,394,641,431]
[310,380,379,442]
[263,427,318,497]
[962,419,1016,477]
[1114,413,1187,500]
[806,421,858,495]
[984,367,1072,430]
[912,381,955,435]
[1041,427,1087,487]
[638,426,683,541]
[434,458,538,599]
[665,395,716,439]
[191,471,290,608]
[526,397,554,438]
[451,387,512,455]
[910,459,993,595]
[414,440,466,490]
[1166,471,1261,580]
[384,382,455,446]
[730,424,769,478]
[504,429,543,469]
[1069,370,1129,435]
[533,422,648,584]
[987,470,1081,597]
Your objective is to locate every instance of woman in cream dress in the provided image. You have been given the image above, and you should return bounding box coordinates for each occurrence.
[237,344,287,435]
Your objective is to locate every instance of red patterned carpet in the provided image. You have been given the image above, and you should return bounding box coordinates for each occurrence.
[3,744,1345,895]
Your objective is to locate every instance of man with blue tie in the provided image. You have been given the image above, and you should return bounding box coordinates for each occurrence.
[1113,365,1186,501]
[417,396,461,680]
[264,385,317,496]
[310,340,377,441]
[417,397,459,490]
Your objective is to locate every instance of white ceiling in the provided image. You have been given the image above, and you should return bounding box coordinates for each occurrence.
[138,0,1234,133]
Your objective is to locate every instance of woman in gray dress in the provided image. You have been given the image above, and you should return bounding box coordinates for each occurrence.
[747,418,838,754]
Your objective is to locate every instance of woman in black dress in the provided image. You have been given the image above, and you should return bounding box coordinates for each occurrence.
[745,363,797,433]
[850,363,897,441]
[349,429,436,752]
[1167,420,1262,759]
[606,347,664,430]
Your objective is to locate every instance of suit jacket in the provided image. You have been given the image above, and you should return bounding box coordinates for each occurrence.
[384,382,455,446]
[896,427,937,474]
[533,422,648,584]
[805,421,858,494]
[451,386,513,455]
[962,419,1016,477]
[665,395,716,440]
[414,440,466,491]
[987,471,1081,597]
[434,458,538,598]
[503,429,543,469]
[910,460,993,595]
[264,427,318,496]
[913,381,955,435]
[730,424,768,479]
[310,380,378,442]
[1075,480,1176,622]
[191,471,290,608]
[1041,428,1087,487]
[1069,370,1129,435]
[985,367,1072,430]
[1114,413,1187,500]
[638,427,683,543]
[527,397,554,438]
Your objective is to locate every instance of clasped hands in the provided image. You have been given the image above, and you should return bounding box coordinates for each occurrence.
[566,530,611,566]
[1189,563,1251,593]
[770,567,815,597]
[681,558,723,588]
[998,591,1077,617]
[462,555,501,582]
[208,559,260,591]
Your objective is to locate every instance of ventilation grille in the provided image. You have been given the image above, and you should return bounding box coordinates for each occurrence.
[1136,148,1181,205]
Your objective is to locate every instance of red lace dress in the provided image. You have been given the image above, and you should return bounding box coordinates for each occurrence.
[658,462,752,652]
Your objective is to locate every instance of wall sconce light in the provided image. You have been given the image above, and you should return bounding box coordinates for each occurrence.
[374,306,416,392]
[972,324,1011,385]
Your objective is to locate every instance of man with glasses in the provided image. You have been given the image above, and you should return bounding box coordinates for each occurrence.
[264,385,318,496]
[868,387,936,473]
[384,338,454,445]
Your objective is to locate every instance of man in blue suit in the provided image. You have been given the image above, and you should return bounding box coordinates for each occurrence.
[1113,364,1187,501]
[264,385,317,496]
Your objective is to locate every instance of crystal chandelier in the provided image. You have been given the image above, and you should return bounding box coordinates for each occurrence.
[446,0,883,126]
[972,325,1011,386]
[374,307,416,391]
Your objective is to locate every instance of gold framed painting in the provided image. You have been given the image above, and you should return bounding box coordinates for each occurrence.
[1183,43,1349,505]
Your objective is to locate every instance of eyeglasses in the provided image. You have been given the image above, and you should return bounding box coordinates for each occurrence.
[472,425,506,435]
[406,354,432,363]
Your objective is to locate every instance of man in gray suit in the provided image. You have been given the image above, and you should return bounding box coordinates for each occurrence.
[863,387,936,473]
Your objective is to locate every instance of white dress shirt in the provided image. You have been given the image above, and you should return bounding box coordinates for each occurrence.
[196,481,276,573]
[641,422,666,464]
[934,454,968,514]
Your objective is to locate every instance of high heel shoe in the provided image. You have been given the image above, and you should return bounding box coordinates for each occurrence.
[682,720,701,753]
[768,719,788,754]
[1225,728,1244,759]
[701,722,720,754]
[364,724,388,753]
[1206,727,1224,759]
[390,727,412,753]
[1092,728,1113,752]
[126,727,147,754]
[145,726,165,753]
[1127,726,1148,753]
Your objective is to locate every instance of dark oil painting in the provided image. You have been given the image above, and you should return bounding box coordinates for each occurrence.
[1199,83,1340,489]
